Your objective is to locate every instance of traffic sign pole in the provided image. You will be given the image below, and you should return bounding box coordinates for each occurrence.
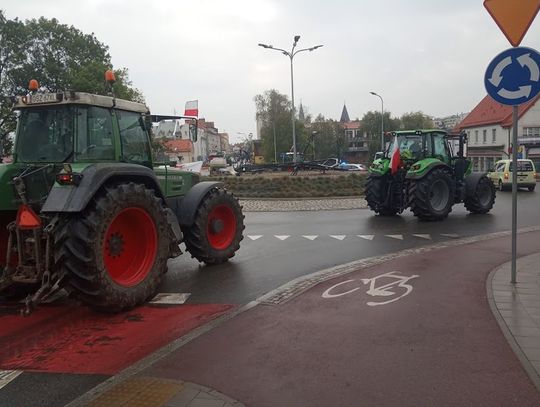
[511,106,518,284]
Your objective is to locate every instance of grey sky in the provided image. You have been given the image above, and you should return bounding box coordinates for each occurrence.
[3,1,540,143]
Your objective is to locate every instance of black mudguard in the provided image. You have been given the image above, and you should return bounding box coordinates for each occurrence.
[464,172,488,197]
[41,163,165,213]
[176,181,224,226]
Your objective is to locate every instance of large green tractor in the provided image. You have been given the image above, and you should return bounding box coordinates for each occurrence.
[365,130,495,221]
[0,75,244,314]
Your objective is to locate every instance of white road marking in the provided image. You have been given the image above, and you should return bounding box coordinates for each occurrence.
[386,234,403,240]
[149,293,191,305]
[412,234,431,240]
[330,235,346,240]
[302,235,318,240]
[357,235,374,240]
[322,280,360,298]
[361,271,419,306]
[275,235,290,240]
[0,370,22,390]
[441,233,459,238]
[248,235,263,241]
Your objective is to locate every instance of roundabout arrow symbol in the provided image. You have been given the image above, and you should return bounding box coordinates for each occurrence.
[498,85,532,99]
[517,53,540,82]
[488,55,512,87]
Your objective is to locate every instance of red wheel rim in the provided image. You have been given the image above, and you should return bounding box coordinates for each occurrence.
[207,204,237,250]
[103,207,158,287]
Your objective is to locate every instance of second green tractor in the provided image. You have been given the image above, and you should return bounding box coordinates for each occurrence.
[366,130,496,221]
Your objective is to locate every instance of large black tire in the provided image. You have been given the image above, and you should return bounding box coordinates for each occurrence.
[183,188,244,265]
[54,183,170,312]
[365,176,399,216]
[464,175,496,214]
[408,167,455,221]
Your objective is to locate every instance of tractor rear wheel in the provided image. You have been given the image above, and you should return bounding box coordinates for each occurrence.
[408,167,455,221]
[464,175,496,214]
[54,183,170,312]
[365,175,398,216]
[183,188,244,265]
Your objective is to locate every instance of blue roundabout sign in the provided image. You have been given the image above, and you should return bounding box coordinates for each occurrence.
[484,46,540,105]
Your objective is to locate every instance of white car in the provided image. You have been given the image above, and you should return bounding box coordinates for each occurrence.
[340,163,367,172]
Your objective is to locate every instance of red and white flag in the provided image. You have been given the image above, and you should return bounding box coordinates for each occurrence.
[389,136,401,174]
[184,100,198,117]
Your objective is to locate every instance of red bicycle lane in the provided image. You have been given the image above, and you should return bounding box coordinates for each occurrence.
[143,232,540,407]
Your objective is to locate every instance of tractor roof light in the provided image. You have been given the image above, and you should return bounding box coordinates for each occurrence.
[28,79,39,92]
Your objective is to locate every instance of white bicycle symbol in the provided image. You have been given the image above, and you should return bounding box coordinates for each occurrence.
[322,271,419,307]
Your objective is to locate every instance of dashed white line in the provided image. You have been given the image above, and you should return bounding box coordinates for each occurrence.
[248,235,263,241]
[358,235,375,240]
[441,233,459,238]
[302,235,318,240]
[413,234,431,240]
[330,235,347,241]
[275,235,290,240]
[386,234,404,240]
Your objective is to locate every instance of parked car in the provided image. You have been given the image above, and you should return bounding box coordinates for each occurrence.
[487,159,536,191]
[340,163,367,172]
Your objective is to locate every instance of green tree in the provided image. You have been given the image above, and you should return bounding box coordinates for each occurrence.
[361,111,400,162]
[310,115,347,161]
[0,11,143,158]
[399,111,434,130]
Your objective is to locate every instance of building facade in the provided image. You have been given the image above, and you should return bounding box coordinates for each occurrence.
[455,94,540,172]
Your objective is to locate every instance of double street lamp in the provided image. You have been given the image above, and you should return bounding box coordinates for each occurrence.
[259,36,323,163]
[370,91,384,151]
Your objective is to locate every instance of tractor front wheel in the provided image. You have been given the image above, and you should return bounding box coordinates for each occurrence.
[464,175,496,214]
[408,168,455,221]
[54,183,170,312]
[365,175,398,216]
[183,188,244,265]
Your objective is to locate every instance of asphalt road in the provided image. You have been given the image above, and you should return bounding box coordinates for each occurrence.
[163,189,540,305]
[1,188,539,406]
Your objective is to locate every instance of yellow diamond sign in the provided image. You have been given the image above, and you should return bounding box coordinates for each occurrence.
[484,0,540,46]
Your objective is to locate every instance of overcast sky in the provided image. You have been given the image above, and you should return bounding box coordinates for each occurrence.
[3,1,540,143]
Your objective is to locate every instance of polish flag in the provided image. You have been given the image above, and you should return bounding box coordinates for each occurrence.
[184,100,198,117]
[389,136,401,174]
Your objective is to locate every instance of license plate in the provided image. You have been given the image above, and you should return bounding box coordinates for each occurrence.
[28,93,60,104]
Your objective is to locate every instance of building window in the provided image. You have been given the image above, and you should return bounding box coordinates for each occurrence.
[483,130,487,143]
[523,127,540,138]
[492,128,496,143]
[475,130,479,143]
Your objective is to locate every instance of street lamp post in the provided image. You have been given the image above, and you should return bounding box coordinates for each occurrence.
[259,37,323,163]
[370,91,384,152]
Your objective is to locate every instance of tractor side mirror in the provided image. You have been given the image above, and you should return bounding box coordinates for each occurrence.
[374,152,383,160]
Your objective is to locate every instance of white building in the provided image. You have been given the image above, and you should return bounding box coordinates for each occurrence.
[455,94,540,172]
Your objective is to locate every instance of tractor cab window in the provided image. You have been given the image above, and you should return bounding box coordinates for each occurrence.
[75,106,115,161]
[116,110,152,166]
[432,133,450,163]
[16,106,74,162]
[393,135,429,160]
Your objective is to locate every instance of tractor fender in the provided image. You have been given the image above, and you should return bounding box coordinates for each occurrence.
[405,162,451,180]
[41,163,165,213]
[464,172,488,197]
[176,181,224,226]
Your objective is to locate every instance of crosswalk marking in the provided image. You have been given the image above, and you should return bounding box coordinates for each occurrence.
[275,235,290,240]
[330,235,346,241]
[386,234,403,240]
[0,370,22,390]
[248,235,263,241]
[358,235,374,240]
[412,234,431,240]
[302,235,318,240]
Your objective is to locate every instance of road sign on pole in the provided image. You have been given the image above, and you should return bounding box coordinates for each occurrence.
[484,47,540,105]
[484,0,540,47]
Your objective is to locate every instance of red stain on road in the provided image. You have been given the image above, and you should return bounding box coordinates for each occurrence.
[0,304,233,375]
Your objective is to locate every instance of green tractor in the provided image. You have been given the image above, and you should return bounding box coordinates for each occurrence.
[0,75,244,314]
[365,130,495,221]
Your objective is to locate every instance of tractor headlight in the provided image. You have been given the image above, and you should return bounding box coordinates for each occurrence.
[411,164,421,171]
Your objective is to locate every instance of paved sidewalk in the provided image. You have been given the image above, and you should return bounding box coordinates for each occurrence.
[72,231,540,407]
